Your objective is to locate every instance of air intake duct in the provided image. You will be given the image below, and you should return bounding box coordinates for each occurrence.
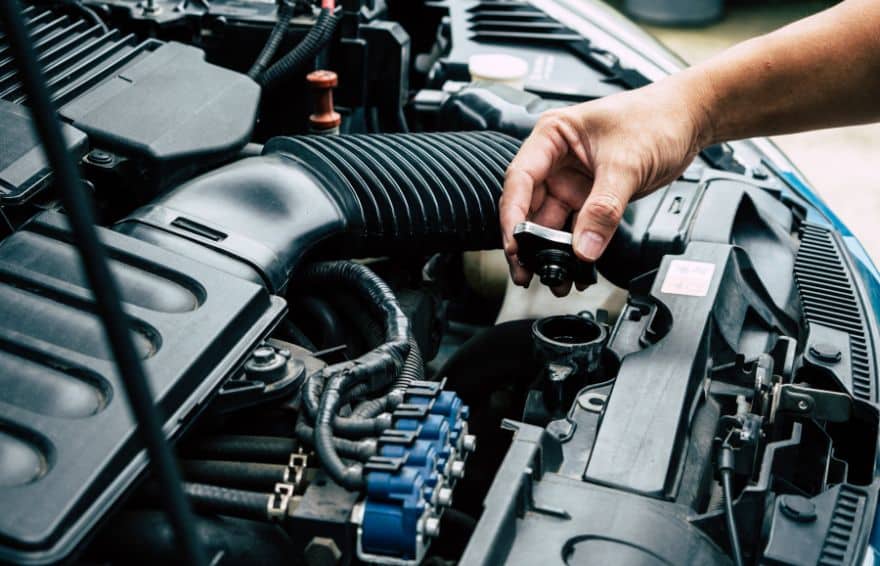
[267,132,519,256]
[117,131,520,292]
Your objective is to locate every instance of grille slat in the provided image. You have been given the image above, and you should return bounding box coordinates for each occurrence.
[0,11,153,107]
[794,224,875,401]
[467,0,579,45]
[817,487,865,566]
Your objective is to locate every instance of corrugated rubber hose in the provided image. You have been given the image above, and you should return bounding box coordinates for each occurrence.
[295,261,410,489]
[247,0,294,80]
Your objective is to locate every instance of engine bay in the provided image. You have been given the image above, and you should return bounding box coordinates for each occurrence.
[0,1,878,565]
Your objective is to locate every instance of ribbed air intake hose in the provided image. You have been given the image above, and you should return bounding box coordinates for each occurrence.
[118,131,520,293]
[265,131,520,258]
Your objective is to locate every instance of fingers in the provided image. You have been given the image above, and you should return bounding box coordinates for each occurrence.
[508,252,532,287]
[500,133,562,244]
[572,166,637,262]
[501,123,568,285]
[531,194,571,229]
[550,280,573,297]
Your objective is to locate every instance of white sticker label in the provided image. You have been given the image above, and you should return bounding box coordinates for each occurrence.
[661,260,716,297]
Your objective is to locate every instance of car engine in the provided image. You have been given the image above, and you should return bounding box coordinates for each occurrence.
[0,1,878,565]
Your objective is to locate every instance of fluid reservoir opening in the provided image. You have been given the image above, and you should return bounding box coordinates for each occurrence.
[534,315,604,346]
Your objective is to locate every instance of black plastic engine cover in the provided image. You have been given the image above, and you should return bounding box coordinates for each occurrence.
[0,212,285,564]
[0,101,87,205]
[59,41,259,177]
[428,0,626,100]
[0,6,260,196]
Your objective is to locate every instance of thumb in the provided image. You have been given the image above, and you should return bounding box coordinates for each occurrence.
[572,168,638,262]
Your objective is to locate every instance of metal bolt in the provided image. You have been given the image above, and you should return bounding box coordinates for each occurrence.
[87,149,113,165]
[303,537,342,566]
[252,345,276,365]
[449,460,465,479]
[424,516,441,538]
[141,0,161,15]
[797,399,809,411]
[461,434,477,453]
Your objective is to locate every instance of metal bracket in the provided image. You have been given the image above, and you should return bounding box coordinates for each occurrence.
[771,384,853,423]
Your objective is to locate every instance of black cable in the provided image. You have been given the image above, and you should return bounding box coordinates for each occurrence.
[259,8,339,90]
[295,261,410,489]
[0,4,207,565]
[72,1,108,32]
[294,415,377,461]
[247,0,294,80]
[719,446,744,566]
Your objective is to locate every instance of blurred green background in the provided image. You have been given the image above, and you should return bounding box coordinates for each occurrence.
[607,0,880,262]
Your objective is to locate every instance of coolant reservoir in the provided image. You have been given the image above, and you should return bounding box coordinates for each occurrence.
[468,54,530,90]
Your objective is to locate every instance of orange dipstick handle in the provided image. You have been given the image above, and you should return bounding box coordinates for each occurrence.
[307,69,342,133]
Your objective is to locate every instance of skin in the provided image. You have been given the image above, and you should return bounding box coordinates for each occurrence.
[499,0,880,295]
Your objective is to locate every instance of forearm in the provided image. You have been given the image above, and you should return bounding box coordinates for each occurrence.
[675,0,880,146]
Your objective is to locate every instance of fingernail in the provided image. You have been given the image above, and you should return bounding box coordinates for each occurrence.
[576,231,605,261]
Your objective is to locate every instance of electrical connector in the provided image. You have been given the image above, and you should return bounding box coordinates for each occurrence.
[355,381,474,564]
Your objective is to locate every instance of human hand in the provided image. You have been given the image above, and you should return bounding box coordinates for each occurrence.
[499,74,714,295]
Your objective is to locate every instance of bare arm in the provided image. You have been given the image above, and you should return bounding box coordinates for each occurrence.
[500,0,880,293]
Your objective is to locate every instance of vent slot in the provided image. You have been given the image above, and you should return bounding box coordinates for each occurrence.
[818,486,865,566]
[794,224,875,401]
[466,0,581,44]
[0,8,157,107]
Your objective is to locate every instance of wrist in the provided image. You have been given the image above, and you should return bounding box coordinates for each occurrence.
[672,66,721,151]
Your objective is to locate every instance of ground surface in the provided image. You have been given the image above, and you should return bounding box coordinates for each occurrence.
[608,0,880,261]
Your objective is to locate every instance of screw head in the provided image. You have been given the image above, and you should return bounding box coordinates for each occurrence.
[251,345,276,365]
[88,149,113,165]
[797,399,809,411]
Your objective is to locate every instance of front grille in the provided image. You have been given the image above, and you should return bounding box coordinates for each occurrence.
[794,224,875,401]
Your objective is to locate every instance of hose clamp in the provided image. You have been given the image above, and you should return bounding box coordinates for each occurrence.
[267,482,295,521]
[283,453,309,490]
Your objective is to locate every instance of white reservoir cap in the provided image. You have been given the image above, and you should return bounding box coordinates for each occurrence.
[468,53,529,90]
